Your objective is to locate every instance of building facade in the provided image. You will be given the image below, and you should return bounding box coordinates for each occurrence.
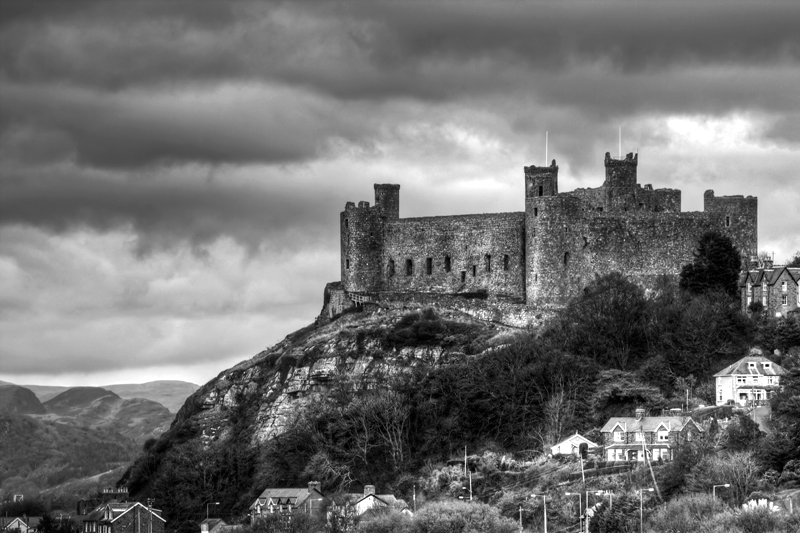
[741,264,800,318]
[600,410,703,462]
[714,350,786,406]
[339,152,757,313]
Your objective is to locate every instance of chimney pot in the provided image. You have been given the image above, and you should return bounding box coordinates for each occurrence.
[364,485,376,496]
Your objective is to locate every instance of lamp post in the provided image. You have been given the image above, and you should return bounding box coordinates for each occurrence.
[206,502,219,522]
[639,488,654,533]
[532,494,547,533]
[712,484,730,501]
[564,492,582,532]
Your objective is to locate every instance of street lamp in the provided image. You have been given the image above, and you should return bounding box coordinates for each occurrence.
[639,488,654,533]
[532,494,547,533]
[564,492,582,532]
[712,484,730,501]
[206,502,220,522]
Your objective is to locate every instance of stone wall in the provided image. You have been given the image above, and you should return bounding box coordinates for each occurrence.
[381,212,526,298]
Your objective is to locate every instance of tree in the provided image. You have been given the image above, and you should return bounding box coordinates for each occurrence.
[686,451,762,504]
[787,251,800,268]
[679,231,742,298]
[724,413,764,451]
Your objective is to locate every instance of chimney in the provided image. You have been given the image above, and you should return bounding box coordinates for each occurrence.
[364,485,376,496]
[635,408,645,420]
[308,481,321,494]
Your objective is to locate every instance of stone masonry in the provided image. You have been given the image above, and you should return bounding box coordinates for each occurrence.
[338,152,758,316]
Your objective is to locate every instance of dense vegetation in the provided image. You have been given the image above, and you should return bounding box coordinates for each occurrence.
[121,232,800,531]
[0,413,138,498]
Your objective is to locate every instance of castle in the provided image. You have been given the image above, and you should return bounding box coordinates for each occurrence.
[330,152,757,323]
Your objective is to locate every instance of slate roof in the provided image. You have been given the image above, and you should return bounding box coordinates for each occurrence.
[713,354,786,378]
[600,417,701,434]
[249,488,322,510]
[741,266,800,287]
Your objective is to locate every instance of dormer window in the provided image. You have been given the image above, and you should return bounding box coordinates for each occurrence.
[613,430,624,442]
[764,362,771,369]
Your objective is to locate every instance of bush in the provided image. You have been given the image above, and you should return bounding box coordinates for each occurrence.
[646,493,726,533]
[357,510,414,533]
[413,500,518,533]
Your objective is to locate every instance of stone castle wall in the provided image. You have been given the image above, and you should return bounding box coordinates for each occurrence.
[339,153,758,314]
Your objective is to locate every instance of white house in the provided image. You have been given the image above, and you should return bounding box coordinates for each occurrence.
[550,433,598,457]
[714,350,786,406]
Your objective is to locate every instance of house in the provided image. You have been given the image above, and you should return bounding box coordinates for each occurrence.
[249,482,325,519]
[600,408,703,462]
[741,261,800,317]
[714,350,786,406]
[327,486,410,529]
[81,502,165,533]
[1,517,41,533]
[199,519,228,533]
[550,433,599,457]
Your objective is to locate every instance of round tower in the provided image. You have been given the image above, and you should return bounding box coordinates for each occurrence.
[341,200,384,293]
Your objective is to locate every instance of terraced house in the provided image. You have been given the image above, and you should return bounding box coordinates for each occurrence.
[741,262,800,318]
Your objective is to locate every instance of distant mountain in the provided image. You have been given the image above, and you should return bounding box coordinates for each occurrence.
[0,412,137,500]
[0,384,46,415]
[21,380,198,413]
[41,387,174,444]
[105,381,199,413]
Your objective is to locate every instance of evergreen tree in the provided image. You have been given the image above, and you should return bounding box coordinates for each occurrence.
[679,231,742,298]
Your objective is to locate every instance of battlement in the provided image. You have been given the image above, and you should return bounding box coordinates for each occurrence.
[525,159,559,198]
[604,152,638,167]
[604,152,638,188]
[524,159,558,178]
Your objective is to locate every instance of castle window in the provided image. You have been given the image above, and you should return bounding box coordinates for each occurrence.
[461,271,466,283]
[426,257,433,275]
[444,255,451,272]
[596,207,603,212]
[639,203,645,209]
[406,259,413,276]
[472,265,477,277]
[564,252,570,267]
[538,185,543,196]
[345,219,349,229]
[485,254,491,272]
[388,259,395,277]
[534,208,538,217]
[370,231,373,237]
[725,215,731,227]
[503,255,510,271]
[346,259,350,270]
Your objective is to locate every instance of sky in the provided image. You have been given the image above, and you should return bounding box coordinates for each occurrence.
[1,0,799,388]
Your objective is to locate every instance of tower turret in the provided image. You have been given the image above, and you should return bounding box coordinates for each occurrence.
[525,159,559,198]
[604,152,638,188]
[374,184,400,220]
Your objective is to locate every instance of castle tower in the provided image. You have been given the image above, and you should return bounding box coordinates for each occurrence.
[525,160,559,199]
[374,184,400,220]
[604,152,638,188]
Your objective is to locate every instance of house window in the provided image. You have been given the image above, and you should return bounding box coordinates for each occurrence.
[763,288,768,305]
[406,259,413,276]
[658,430,669,442]
[718,390,723,401]
[782,295,788,305]
[736,376,746,384]
[485,254,491,272]
[634,432,644,442]
[782,281,788,292]
[426,257,433,275]
[444,255,451,272]
[613,431,624,442]
[503,254,510,271]
[388,259,395,277]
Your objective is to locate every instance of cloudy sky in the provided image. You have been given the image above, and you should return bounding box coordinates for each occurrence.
[1,0,799,388]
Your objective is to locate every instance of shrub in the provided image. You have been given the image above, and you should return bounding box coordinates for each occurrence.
[413,500,518,533]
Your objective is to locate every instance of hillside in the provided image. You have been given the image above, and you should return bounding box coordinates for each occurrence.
[105,381,199,413]
[0,384,46,415]
[40,387,173,444]
[0,413,138,500]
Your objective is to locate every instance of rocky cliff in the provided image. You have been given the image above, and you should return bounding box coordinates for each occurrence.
[172,305,518,449]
